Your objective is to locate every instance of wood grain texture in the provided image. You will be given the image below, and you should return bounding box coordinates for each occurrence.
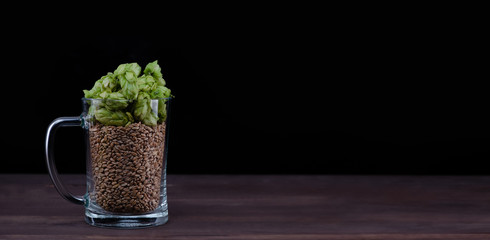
[1,174,490,239]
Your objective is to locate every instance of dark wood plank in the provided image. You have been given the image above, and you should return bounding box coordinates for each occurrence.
[1,174,490,239]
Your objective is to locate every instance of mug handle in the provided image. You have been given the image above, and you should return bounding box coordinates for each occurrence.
[45,116,84,205]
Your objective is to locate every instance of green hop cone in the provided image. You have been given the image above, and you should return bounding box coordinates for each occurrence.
[114,63,142,100]
[114,63,141,77]
[119,72,139,100]
[143,60,162,79]
[95,108,132,126]
[142,110,158,126]
[133,92,158,126]
[83,80,103,98]
[157,101,167,123]
[83,61,172,127]
[150,86,171,99]
[137,75,156,92]
[101,92,129,110]
[100,73,118,92]
[133,92,150,121]
[150,86,171,123]
[144,60,166,86]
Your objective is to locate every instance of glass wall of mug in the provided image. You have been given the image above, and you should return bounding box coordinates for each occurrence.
[46,98,172,228]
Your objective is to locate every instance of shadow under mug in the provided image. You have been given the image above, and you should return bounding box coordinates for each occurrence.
[45,98,171,228]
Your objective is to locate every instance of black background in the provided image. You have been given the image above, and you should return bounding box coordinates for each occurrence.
[1,5,487,175]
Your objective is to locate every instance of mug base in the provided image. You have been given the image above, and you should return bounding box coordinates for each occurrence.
[84,209,168,229]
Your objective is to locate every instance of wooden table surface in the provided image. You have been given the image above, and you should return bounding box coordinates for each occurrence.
[1,174,490,239]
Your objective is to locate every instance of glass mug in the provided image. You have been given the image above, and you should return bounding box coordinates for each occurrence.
[45,98,171,228]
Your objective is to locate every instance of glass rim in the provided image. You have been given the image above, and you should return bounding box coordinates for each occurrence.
[82,97,172,102]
